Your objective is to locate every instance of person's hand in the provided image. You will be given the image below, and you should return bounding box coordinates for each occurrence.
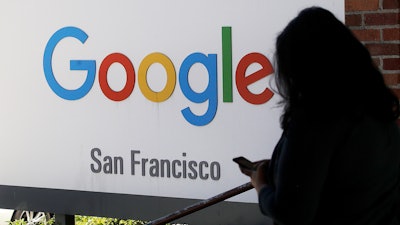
[250,160,269,193]
[238,160,270,193]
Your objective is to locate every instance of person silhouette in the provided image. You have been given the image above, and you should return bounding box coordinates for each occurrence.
[240,6,400,225]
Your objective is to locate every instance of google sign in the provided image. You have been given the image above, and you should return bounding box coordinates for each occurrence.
[0,1,343,223]
[43,26,274,126]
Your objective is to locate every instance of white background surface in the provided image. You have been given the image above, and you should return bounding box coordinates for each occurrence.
[0,0,343,203]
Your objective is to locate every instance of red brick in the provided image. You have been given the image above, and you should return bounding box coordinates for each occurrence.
[383,73,399,85]
[346,0,379,11]
[345,14,363,26]
[365,13,399,26]
[352,29,381,41]
[383,0,400,9]
[383,58,400,70]
[383,28,400,41]
[366,43,400,56]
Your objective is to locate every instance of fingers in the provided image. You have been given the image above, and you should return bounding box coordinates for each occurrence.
[259,161,269,170]
[240,167,254,176]
[254,159,270,168]
[237,158,270,178]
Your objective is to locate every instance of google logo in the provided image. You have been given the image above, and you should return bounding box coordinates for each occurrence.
[43,26,274,126]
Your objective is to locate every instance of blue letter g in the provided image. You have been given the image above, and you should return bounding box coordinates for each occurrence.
[43,26,96,100]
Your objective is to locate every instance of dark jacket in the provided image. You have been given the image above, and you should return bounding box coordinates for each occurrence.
[259,114,400,225]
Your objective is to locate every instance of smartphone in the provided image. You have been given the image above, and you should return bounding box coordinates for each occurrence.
[233,156,256,171]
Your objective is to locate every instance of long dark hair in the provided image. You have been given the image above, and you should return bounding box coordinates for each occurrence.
[275,7,400,129]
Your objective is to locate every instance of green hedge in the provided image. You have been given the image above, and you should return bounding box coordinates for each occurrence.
[9,215,146,225]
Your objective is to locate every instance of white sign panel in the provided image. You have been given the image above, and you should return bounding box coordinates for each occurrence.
[0,0,344,207]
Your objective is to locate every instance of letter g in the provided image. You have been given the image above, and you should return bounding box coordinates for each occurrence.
[43,26,96,100]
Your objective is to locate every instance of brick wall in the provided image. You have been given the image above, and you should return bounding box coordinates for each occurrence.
[345,0,400,124]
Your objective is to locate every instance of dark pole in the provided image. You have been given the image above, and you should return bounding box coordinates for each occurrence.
[146,182,253,225]
[55,214,75,225]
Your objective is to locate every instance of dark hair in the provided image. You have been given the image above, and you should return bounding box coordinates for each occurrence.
[275,7,400,129]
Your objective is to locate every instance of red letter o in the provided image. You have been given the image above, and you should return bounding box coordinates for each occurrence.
[99,53,135,101]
